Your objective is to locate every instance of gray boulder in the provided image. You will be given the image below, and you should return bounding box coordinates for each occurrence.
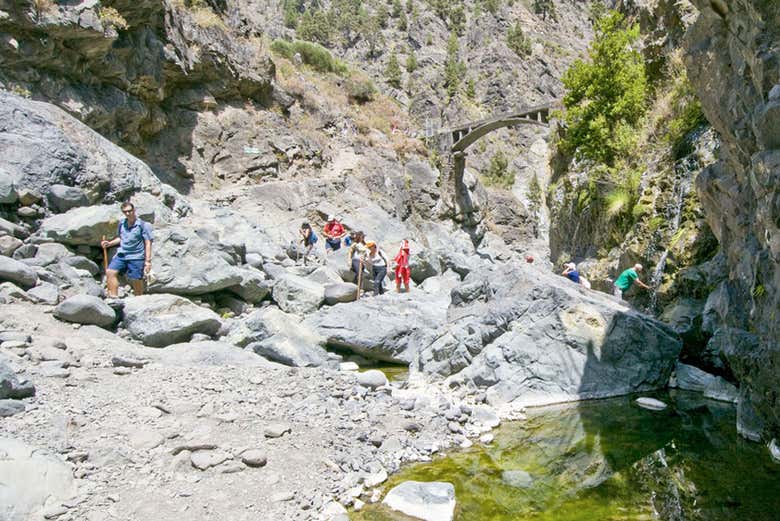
[244,307,328,367]
[0,217,28,239]
[122,294,222,347]
[0,235,23,257]
[0,437,77,521]
[272,273,325,314]
[0,256,38,289]
[36,204,155,246]
[0,169,17,204]
[670,362,739,403]
[323,282,358,305]
[47,184,89,213]
[53,295,116,327]
[26,282,60,305]
[44,261,103,297]
[61,255,100,276]
[22,242,71,267]
[422,263,682,407]
[222,309,271,348]
[383,481,456,521]
[305,292,447,363]
[0,282,31,304]
[0,400,25,417]
[146,226,244,296]
[227,267,270,304]
[0,90,165,204]
[356,369,388,389]
[0,362,35,399]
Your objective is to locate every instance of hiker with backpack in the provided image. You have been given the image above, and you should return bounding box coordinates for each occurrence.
[347,231,367,278]
[323,215,347,253]
[100,202,153,297]
[364,241,389,295]
[393,240,411,293]
[299,222,318,265]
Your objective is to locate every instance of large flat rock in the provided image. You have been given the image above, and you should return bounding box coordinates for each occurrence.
[0,437,77,521]
[418,263,682,407]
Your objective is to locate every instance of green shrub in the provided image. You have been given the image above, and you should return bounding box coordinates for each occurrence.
[664,76,708,158]
[507,22,531,56]
[559,11,647,166]
[482,150,514,188]
[346,76,376,103]
[270,39,348,75]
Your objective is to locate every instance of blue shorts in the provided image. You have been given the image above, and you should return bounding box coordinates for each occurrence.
[108,255,145,280]
[325,237,342,251]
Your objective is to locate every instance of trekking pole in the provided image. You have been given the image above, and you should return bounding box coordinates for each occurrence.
[355,258,364,300]
[101,235,108,287]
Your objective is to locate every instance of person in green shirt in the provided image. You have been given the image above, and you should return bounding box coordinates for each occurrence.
[613,263,651,299]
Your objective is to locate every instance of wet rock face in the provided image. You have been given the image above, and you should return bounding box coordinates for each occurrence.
[683,0,780,439]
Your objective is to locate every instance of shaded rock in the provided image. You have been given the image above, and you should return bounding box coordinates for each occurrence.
[54,295,115,327]
[323,282,358,305]
[122,294,221,347]
[227,267,270,304]
[0,437,76,519]
[0,217,28,239]
[670,362,738,403]
[47,184,89,213]
[431,264,681,407]
[0,256,38,289]
[1,362,36,400]
[271,274,325,314]
[0,282,32,303]
[249,336,328,367]
[0,399,25,417]
[383,481,455,521]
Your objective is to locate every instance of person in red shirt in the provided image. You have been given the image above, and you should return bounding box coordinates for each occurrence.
[393,240,411,292]
[323,215,347,253]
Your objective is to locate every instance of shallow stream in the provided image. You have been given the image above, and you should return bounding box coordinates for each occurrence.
[354,391,780,520]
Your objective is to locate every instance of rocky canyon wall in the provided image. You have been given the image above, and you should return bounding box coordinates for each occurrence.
[683,0,779,441]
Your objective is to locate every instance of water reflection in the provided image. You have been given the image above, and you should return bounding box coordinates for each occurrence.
[355,392,780,521]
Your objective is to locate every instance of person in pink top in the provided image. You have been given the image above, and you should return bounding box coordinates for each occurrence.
[393,240,411,293]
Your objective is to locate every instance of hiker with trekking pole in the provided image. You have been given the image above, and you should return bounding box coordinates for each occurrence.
[100,202,153,298]
[364,241,389,295]
[347,231,368,298]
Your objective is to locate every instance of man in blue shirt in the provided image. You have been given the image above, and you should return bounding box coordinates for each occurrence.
[100,202,153,297]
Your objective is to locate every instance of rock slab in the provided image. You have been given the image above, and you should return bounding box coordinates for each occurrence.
[122,294,221,347]
[54,295,115,327]
[383,481,456,521]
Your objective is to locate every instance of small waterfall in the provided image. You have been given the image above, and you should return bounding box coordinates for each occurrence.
[647,162,692,312]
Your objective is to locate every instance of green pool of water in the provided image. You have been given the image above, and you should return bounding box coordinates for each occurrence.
[354,391,780,520]
[368,364,409,382]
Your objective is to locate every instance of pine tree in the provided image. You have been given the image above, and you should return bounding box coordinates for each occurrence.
[385,52,402,88]
[406,0,414,13]
[406,49,418,72]
[449,5,466,35]
[444,33,465,98]
[392,0,403,17]
[533,0,557,21]
[466,77,476,99]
